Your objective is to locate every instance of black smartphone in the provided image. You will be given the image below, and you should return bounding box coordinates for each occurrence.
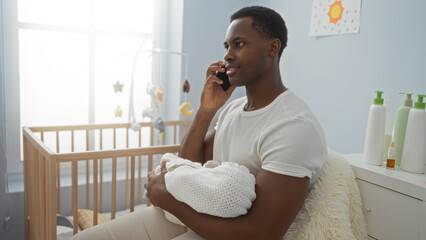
[216,70,231,91]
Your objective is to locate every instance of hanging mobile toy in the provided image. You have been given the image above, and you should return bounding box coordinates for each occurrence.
[154,116,165,134]
[179,80,194,116]
[156,86,164,102]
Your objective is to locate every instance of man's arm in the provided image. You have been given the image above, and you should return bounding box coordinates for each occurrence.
[179,61,235,163]
[146,166,310,240]
[178,110,216,164]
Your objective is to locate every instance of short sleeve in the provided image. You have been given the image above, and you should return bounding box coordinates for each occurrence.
[259,116,327,183]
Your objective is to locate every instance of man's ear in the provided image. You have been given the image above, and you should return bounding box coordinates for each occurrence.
[268,38,281,57]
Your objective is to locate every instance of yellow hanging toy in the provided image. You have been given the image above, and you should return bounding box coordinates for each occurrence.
[179,80,194,116]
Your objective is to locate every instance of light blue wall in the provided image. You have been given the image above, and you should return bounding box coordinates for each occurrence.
[182,0,426,154]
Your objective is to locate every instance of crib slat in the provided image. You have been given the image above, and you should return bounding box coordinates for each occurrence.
[113,128,117,149]
[71,130,75,152]
[111,157,117,220]
[139,128,142,147]
[28,143,36,239]
[147,154,153,207]
[56,130,59,152]
[125,128,129,209]
[150,125,154,146]
[86,160,90,209]
[34,153,42,240]
[93,159,98,226]
[137,130,142,204]
[100,128,103,150]
[72,161,78,235]
[125,157,129,209]
[39,153,46,240]
[57,163,61,215]
[46,158,51,240]
[23,137,30,240]
[130,156,135,212]
[100,159,103,213]
[86,129,89,151]
[148,154,153,173]
[162,133,166,145]
[100,129,103,213]
[49,156,58,240]
[173,125,177,144]
[44,157,49,239]
[112,128,117,219]
[56,131,61,214]
[86,130,90,209]
[137,156,142,204]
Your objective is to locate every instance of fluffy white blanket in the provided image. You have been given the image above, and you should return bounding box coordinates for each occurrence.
[283,149,368,240]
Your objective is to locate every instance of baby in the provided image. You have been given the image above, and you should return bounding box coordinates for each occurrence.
[150,153,256,226]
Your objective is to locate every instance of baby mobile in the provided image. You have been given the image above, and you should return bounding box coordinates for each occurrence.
[116,43,193,134]
[113,80,124,118]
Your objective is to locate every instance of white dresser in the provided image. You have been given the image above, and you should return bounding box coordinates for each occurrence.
[344,153,426,240]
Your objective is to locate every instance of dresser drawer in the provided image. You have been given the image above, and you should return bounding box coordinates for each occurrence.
[356,179,422,240]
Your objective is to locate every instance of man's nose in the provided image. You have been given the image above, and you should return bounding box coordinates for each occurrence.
[224,48,234,62]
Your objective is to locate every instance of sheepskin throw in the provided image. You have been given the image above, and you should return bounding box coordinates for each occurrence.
[283,149,368,240]
[154,153,256,225]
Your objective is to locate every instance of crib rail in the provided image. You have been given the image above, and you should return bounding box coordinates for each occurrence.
[23,120,216,240]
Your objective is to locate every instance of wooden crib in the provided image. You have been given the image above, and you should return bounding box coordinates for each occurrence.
[23,119,215,240]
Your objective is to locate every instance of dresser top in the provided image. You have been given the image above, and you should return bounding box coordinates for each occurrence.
[344,153,426,201]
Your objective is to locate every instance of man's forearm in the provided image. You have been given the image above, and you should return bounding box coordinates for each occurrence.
[178,108,216,163]
[168,200,259,240]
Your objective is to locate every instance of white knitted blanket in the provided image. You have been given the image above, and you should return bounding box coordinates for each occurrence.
[154,153,256,226]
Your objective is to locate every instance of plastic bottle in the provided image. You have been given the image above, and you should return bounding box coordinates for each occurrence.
[386,141,396,169]
[362,91,386,165]
[393,93,413,166]
[400,94,426,173]
[382,99,393,162]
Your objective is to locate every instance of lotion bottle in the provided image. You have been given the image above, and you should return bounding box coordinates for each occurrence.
[393,93,413,166]
[362,91,386,165]
[400,94,426,173]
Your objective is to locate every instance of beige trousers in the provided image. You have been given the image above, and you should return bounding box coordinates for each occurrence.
[72,206,204,240]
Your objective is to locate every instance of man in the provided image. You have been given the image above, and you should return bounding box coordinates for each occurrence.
[73,6,327,240]
[146,6,327,240]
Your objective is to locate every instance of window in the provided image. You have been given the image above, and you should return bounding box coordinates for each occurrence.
[3,0,170,175]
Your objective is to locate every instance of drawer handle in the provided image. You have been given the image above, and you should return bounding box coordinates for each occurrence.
[365,207,372,212]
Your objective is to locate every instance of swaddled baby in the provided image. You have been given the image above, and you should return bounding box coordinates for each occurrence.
[151,153,256,226]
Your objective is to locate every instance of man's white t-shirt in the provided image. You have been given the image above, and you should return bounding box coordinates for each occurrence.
[213,90,327,184]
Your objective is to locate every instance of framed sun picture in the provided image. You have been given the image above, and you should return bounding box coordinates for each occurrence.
[309,0,361,37]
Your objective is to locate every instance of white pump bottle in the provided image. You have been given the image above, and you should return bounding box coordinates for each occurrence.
[362,91,386,165]
[400,94,426,173]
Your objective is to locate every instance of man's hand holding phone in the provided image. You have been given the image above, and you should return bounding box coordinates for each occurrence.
[200,61,236,114]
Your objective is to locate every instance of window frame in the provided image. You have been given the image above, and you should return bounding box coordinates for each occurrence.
[2,0,173,178]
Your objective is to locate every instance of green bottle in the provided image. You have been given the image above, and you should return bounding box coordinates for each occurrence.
[393,93,413,166]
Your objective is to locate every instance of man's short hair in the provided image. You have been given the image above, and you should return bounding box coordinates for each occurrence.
[231,6,287,58]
